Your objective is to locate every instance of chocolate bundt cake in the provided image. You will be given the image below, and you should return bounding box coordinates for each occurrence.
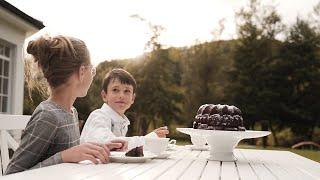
[125,146,144,157]
[193,104,245,131]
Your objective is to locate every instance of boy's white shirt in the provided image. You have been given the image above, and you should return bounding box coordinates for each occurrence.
[80,103,157,150]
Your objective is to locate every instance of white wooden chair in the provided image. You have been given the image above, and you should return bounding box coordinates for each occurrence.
[0,114,30,175]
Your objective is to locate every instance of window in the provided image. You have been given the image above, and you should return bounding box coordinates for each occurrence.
[0,41,11,113]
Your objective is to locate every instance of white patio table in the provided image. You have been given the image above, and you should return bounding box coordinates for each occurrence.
[1,146,319,180]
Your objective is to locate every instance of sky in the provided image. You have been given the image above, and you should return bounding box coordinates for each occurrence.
[6,0,320,65]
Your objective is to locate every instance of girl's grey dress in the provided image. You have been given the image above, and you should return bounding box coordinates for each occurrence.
[5,100,80,175]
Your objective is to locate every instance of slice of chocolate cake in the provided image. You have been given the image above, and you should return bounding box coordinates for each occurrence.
[125,146,144,157]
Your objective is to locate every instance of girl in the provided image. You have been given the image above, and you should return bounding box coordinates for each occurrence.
[5,35,127,175]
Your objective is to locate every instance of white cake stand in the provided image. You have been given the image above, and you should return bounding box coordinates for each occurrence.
[177,128,270,161]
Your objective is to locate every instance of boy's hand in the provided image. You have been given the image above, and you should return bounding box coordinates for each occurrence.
[153,126,169,138]
[107,139,128,151]
[61,142,110,164]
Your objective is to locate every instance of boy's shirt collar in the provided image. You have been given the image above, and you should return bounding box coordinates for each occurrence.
[101,103,130,126]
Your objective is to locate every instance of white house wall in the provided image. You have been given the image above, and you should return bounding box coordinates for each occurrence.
[0,16,26,115]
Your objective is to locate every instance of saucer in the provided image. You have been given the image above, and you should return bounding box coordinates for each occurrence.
[110,151,156,163]
[185,145,209,151]
[153,152,171,159]
[166,144,177,151]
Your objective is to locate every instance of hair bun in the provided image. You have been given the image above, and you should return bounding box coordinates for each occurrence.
[27,37,52,66]
[26,40,37,57]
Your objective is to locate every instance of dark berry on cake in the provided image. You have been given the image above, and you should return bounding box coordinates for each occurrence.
[203,105,212,114]
[197,104,206,114]
[234,107,242,115]
[193,121,199,129]
[221,105,229,114]
[210,106,218,115]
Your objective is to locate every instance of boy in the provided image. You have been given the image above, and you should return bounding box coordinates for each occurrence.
[80,68,169,149]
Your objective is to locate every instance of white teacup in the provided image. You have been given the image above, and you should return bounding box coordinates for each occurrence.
[145,137,169,155]
[167,139,177,149]
[190,135,207,147]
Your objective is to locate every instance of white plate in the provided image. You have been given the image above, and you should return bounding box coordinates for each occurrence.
[177,128,271,161]
[110,151,156,163]
[185,145,210,151]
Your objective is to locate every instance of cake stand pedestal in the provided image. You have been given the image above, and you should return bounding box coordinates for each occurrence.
[206,134,240,161]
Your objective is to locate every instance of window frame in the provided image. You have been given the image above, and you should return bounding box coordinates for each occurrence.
[0,40,12,114]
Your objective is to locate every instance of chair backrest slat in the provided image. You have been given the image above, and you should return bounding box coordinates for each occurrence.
[0,115,30,130]
[0,114,31,175]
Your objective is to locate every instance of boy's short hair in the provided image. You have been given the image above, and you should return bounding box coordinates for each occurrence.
[102,68,137,93]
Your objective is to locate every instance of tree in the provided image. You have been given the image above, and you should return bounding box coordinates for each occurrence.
[180,40,233,127]
[228,0,283,146]
[130,49,182,135]
[277,18,320,141]
[126,15,183,135]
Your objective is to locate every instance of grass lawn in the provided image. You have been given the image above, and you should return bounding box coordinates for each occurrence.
[176,140,320,163]
[238,144,320,163]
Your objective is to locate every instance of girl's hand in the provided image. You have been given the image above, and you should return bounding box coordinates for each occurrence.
[61,142,110,164]
[153,126,169,138]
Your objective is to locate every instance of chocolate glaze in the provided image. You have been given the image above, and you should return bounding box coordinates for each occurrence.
[193,104,245,131]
